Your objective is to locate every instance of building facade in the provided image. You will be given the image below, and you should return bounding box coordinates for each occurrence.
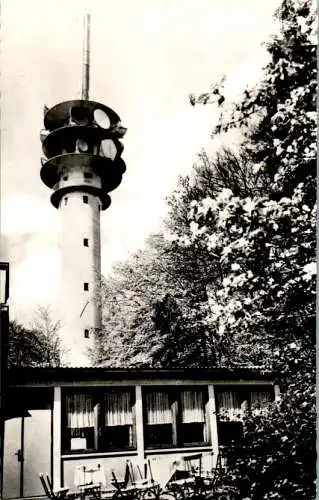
[3,368,279,499]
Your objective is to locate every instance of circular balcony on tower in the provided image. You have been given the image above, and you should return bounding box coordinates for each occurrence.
[40,100,127,209]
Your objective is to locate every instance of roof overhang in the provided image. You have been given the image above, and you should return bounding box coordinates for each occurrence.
[7,367,276,388]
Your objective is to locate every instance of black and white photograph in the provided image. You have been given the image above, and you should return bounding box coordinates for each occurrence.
[0,1,316,499]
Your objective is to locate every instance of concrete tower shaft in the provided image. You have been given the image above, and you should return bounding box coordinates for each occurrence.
[59,190,101,366]
[40,100,126,366]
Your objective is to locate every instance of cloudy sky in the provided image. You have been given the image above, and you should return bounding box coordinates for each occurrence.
[1,0,281,324]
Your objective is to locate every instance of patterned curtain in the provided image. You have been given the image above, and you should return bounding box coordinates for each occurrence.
[105,391,133,426]
[66,393,95,428]
[181,390,205,423]
[146,391,172,424]
[217,390,242,421]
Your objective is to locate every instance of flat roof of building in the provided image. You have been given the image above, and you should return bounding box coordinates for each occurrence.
[6,366,276,387]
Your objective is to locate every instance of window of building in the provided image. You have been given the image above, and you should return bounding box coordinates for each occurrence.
[63,175,68,181]
[84,329,89,338]
[62,389,135,453]
[83,195,89,204]
[84,282,89,291]
[64,197,68,205]
[143,387,209,449]
[101,391,134,449]
[215,386,274,446]
[83,238,89,247]
[84,172,93,180]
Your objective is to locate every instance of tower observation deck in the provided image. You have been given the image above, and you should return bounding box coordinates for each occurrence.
[39,14,127,366]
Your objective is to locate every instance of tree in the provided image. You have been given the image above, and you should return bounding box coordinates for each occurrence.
[95,145,285,369]
[179,0,316,497]
[92,234,175,367]
[29,306,63,366]
[8,306,63,367]
[95,151,248,369]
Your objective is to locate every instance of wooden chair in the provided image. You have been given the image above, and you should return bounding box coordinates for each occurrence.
[205,452,239,500]
[111,462,139,499]
[74,464,106,500]
[39,473,80,500]
[166,459,196,500]
[183,454,202,477]
[127,460,161,499]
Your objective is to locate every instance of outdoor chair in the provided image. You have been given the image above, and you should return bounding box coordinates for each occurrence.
[183,454,202,477]
[127,459,161,499]
[111,462,139,500]
[39,473,80,500]
[74,464,106,500]
[204,452,239,500]
[166,459,196,500]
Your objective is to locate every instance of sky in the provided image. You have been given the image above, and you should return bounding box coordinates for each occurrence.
[1,0,281,325]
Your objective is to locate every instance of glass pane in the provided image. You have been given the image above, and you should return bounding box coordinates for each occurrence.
[146,391,172,424]
[105,391,133,426]
[180,390,205,423]
[66,394,94,428]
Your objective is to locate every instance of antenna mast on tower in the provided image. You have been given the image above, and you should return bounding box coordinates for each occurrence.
[82,12,90,101]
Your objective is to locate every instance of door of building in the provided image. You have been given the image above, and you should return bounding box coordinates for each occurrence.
[23,408,52,497]
[3,389,52,498]
[3,417,23,498]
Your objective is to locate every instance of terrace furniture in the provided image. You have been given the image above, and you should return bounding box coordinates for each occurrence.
[128,459,162,500]
[166,453,234,500]
[111,462,139,500]
[204,452,240,500]
[183,454,202,477]
[74,464,106,500]
[112,461,175,500]
[166,457,197,500]
[39,473,80,500]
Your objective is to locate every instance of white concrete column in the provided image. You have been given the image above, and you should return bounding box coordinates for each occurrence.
[53,387,61,489]
[208,385,219,468]
[135,386,144,465]
[59,186,101,367]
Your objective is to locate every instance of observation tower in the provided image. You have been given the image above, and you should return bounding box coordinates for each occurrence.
[39,14,126,366]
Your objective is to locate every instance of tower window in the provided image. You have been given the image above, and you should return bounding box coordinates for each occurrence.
[83,238,89,247]
[84,329,90,339]
[84,172,93,180]
[64,197,68,205]
[83,195,89,204]
[63,175,68,181]
[84,282,89,291]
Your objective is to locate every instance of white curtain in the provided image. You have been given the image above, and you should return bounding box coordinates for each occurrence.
[66,394,95,428]
[250,390,272,407]
[105,391,133,426]
[217,390,242,421]
[146,392,172,424]
[181,390,205,423]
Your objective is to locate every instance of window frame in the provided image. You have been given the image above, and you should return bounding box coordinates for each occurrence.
[143,386,210,450]
[61,388,136,455]
[214,385,274,446]
[84,172,93,180]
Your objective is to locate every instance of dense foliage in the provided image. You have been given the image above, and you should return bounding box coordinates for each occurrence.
[186,0,316,497]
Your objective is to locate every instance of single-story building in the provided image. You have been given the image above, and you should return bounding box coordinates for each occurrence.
[2,367,279,499]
